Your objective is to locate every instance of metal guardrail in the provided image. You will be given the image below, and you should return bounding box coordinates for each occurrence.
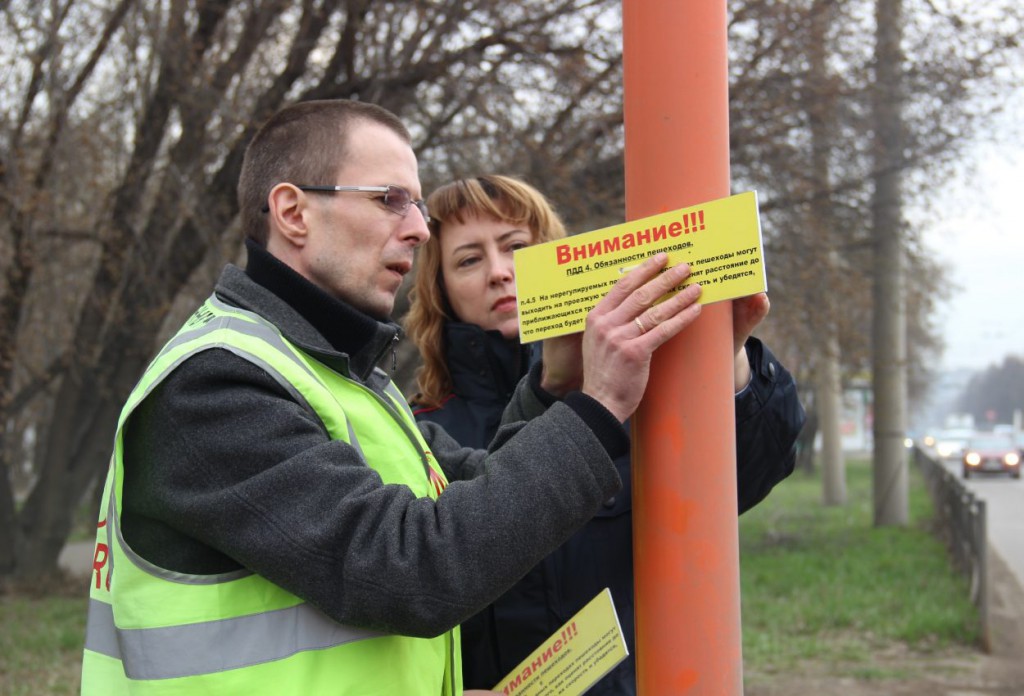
[913,446,989,650]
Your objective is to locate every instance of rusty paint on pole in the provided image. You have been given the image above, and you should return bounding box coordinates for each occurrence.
[623,1,742,693]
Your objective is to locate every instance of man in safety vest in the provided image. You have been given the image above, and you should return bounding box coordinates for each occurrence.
[80,99,706,695]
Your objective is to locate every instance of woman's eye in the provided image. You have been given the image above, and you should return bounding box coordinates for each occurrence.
[456,256,480,268]
[509,241,528,252]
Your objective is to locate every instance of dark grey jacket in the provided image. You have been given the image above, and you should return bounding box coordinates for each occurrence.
[120,245,626,638]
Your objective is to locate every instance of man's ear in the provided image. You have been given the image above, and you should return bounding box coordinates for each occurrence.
[267,183,309,248]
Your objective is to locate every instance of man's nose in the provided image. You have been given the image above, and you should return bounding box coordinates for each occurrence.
[400,212,430,247]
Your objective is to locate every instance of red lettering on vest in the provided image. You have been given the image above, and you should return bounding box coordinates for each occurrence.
[93,542,110,591]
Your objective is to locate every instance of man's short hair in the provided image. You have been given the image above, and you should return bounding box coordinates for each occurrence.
[238,100,411,246]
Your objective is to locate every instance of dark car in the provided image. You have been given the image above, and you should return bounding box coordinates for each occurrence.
[961,434,1021,479]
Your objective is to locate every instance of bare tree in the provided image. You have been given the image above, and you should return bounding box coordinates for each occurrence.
[805,0,847,505]
[871,0,910,526]
[0,0,627,583]
[1,0,1020,583]
[957,356,1024,425]
[729,0,1019,508]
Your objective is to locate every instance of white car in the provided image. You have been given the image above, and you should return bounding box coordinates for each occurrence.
[934,428,975,460]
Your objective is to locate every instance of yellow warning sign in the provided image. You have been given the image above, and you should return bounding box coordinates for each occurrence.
[514,191,765,342]
[493,588,628,696]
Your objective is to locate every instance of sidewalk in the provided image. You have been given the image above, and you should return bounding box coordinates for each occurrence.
[59,540,95,582]
[987,547,1024,662]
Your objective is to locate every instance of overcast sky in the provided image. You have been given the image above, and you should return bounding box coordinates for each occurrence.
[921,98,1024,373]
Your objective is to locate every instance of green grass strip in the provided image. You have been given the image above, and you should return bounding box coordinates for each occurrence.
[740,457,979,678]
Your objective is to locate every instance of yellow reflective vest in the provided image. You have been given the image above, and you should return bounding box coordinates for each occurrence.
[80,295,459,695]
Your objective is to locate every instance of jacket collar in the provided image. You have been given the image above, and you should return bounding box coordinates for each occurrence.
[443,322,532,402]
[212,241,401,382]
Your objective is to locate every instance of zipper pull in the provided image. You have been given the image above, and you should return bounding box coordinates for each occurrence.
[391,334,398,372]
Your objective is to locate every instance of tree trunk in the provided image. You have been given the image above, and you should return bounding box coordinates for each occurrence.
[819,339,847,505]
[0,458,17,577]
[0,202,37,578]
[807,0,846,506]
[871,0,909,527]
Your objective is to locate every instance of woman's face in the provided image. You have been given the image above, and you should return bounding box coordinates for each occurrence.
[439,213,533,339]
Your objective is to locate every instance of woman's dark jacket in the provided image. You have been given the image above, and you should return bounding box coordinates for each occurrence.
[412,322,805,694]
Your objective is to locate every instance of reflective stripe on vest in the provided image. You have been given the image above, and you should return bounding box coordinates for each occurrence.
[80,295,458,695]
[85,596,385,680]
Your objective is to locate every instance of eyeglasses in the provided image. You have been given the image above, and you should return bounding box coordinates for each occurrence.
[294,184,430,223]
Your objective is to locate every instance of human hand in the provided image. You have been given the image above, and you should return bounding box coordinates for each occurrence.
[581,253,702,422]
[731,293,770,392]
[732,292,769,354]
[540,333,584,399]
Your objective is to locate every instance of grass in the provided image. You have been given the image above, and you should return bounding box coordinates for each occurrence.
[740,457,979,681]
[0,457,977,693]
[0,589,86,695]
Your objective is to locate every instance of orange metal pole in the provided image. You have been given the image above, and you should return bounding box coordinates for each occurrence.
[624,1,741,694]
